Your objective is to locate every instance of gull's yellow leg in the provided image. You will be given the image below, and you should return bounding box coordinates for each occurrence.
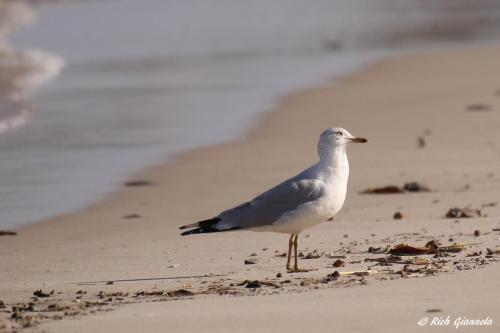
[286,234,294,270]
[290,234,313,273]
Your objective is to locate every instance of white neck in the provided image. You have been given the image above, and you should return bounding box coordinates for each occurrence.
[318,145,349,184]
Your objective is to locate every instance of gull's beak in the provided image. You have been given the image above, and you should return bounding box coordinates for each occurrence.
[349,137,368,143]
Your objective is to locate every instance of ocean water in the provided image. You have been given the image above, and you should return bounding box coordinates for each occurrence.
[1,0,500,229]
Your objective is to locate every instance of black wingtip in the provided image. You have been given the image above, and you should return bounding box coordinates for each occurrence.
[180,229,198,236]
[181,226,241,236]
[179,217,222,236]
[180,226,214,236]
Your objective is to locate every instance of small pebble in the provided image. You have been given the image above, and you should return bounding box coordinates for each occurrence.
[323,271,340,282]
[393,212,403,220]
[244,259,257,265]
[245,280,261,288]
[466,103,492,112]
[125,180,154,187]
[473,230,481,237]
[123,213,141,219]
[333,259,345,268]
[417,136,426,148]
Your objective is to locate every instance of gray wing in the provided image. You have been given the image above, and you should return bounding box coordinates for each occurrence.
[215,177,325,230]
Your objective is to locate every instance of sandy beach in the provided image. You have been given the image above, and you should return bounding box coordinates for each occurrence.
[1,45,500,332]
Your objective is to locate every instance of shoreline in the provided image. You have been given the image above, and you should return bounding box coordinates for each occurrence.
[6,40,490,235]
[9,53,385,234]
[12,41,497,235]
[1,44,500,332]
[5,0,390,232]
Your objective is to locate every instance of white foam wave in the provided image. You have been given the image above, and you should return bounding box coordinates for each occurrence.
[0,1,64,134]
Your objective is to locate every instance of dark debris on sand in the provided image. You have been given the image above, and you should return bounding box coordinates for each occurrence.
[0,230,17,236]
[466,103,492,112]
[123,213,142,219]
[333,259,345,268]
[32,290,54,298]
[445,207,482,219]
[393,212,404,220]
[321,271,340,283]
[361,182,430,194]
[368,246,387,254]
[417,136,426,148]
[387,240,470,256]
[2,232,498,332]
[124,180,154,187]
[361,185,404,194]
[403,182,430,192]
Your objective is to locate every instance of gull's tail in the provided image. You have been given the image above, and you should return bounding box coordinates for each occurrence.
[179,217,230,236]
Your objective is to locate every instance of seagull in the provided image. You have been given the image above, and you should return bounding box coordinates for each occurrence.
[180,128,367,272]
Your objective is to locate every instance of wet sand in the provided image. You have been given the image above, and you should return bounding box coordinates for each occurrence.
[1,45,500,332]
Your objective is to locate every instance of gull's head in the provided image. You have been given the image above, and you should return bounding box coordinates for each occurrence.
[318,127,367,159]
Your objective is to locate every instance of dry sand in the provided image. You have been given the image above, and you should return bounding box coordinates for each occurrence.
[1,45,500,332]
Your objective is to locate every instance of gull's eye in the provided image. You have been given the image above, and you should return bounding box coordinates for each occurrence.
[336,131,343,136]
